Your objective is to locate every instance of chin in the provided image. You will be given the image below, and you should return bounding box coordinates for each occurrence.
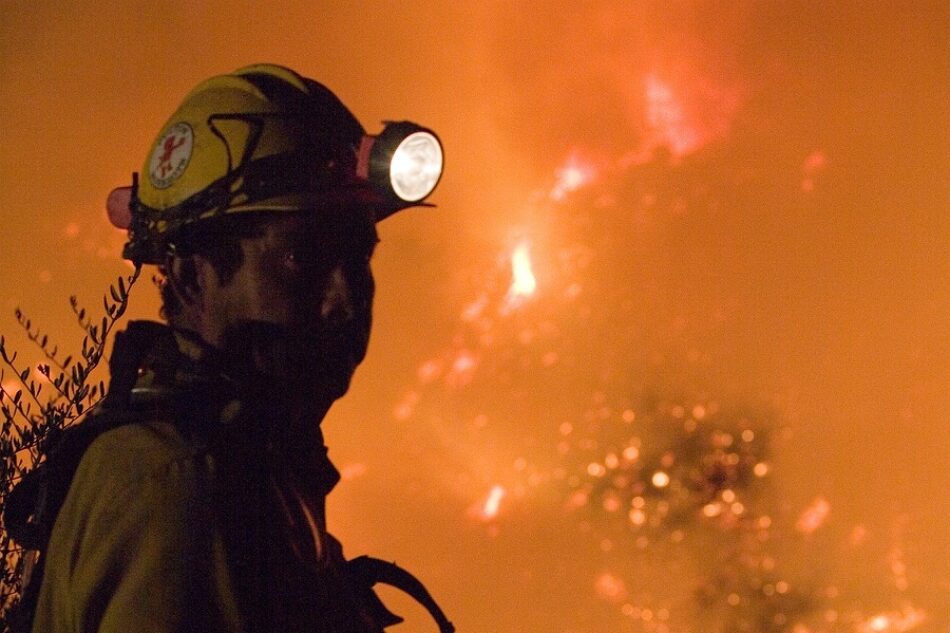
[309,365,357,403]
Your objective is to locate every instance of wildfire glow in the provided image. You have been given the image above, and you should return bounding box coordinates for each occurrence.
[625,71,741,163]
[644,74,698,157]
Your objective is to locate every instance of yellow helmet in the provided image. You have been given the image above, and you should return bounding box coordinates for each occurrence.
[108,63,443,264]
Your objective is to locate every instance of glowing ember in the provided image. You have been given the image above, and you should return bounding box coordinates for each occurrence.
[796,496,831,534]
[651,470,670,488]
[803,149,827,172]
[453,352,476,374]
[393,390,420,421]
[460,293,488,322]
[481,485,506,520]
[339,462,367,481]
[802,150,828,192]
[849,524,869,546]
[416,359,443,384]
[594,572,627,603]
[446,350,479,387]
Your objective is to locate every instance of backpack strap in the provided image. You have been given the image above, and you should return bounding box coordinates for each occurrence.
[347,556,456,633]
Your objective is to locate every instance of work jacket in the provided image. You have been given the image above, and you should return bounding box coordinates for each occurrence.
[30,321,392,633]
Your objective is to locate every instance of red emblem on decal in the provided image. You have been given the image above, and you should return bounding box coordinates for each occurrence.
[149,122,194,189]
[157,135,186,177]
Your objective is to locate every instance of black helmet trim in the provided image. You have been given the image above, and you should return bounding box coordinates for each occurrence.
[123,147,376,264]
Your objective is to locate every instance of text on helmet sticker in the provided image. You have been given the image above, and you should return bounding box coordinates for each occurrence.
[148,122,194,189]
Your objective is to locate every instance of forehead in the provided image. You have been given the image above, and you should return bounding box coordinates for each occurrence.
[255,205,378,246]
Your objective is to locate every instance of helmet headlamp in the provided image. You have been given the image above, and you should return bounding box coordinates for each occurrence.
[358,121,444,207]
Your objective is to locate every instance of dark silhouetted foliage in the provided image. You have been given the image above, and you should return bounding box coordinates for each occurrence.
[0,267,139,630]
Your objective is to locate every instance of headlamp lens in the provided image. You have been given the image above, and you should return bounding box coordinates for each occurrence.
[389,131,443,202]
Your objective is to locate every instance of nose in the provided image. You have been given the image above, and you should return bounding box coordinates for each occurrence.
[320,265,356,326]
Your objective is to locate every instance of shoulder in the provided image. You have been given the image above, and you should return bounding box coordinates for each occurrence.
[35,416,228,632]
[82,416,202,475]
[66,414,213,514]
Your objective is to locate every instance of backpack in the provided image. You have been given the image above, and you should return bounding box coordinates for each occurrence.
[2,323,454,633]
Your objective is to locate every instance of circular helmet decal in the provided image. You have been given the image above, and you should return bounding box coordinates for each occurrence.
[148,122,194,189]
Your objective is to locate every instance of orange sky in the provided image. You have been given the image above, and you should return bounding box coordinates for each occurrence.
[1,3,948,631]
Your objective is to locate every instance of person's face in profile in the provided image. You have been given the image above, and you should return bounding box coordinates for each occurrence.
[205,204,378,401]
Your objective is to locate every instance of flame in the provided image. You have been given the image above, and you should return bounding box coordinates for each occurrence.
[481,485,506,519]
[502,242,537,314]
